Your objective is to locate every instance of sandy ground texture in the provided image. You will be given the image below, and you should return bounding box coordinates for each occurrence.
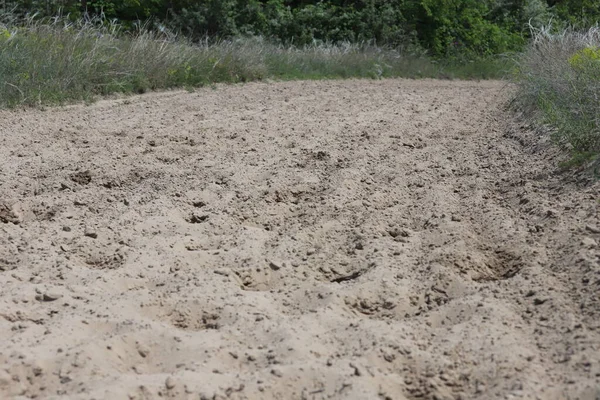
[1,79,600,400]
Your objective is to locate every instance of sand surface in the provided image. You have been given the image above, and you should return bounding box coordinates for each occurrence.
[1,79,599,400]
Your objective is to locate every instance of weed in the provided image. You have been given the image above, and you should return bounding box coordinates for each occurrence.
[559,151,598,169]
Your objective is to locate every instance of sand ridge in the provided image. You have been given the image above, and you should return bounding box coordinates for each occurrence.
[1,79,599,399]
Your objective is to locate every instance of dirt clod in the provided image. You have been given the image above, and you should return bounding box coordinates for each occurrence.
[84,228,98,239]
[165,377,176,390]
[268,260,282,271]
[187,213,209,224]
[0,202,20,224]
[37,291,63,302]
[585,224,600,234]
[70,170,92,185]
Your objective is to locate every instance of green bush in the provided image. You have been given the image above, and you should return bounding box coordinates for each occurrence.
[4,0,585,57]
[553,0,600,29]
[409,0,526,57]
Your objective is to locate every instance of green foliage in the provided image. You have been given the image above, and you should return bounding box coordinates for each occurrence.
[412,0,525,56]
[2,0,583,57]
[569,46,600,71]
[552,0,600,28]
[2,0,599,57]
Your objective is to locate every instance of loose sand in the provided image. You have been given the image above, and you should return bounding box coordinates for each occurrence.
[1,79,599,400]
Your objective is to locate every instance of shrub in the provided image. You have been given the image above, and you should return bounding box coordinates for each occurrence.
[568,46,600,71]
[513,25,600,159]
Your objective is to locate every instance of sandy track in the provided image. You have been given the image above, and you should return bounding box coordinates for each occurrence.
[1,79,599,400]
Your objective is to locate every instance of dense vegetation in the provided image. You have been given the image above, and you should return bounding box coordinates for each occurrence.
[514,26,600,165]
[2,1,599,56]
[0,16,511,108]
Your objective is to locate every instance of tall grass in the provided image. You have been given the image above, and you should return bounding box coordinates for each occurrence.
[0,17,509,108]
[513,25,600,162]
